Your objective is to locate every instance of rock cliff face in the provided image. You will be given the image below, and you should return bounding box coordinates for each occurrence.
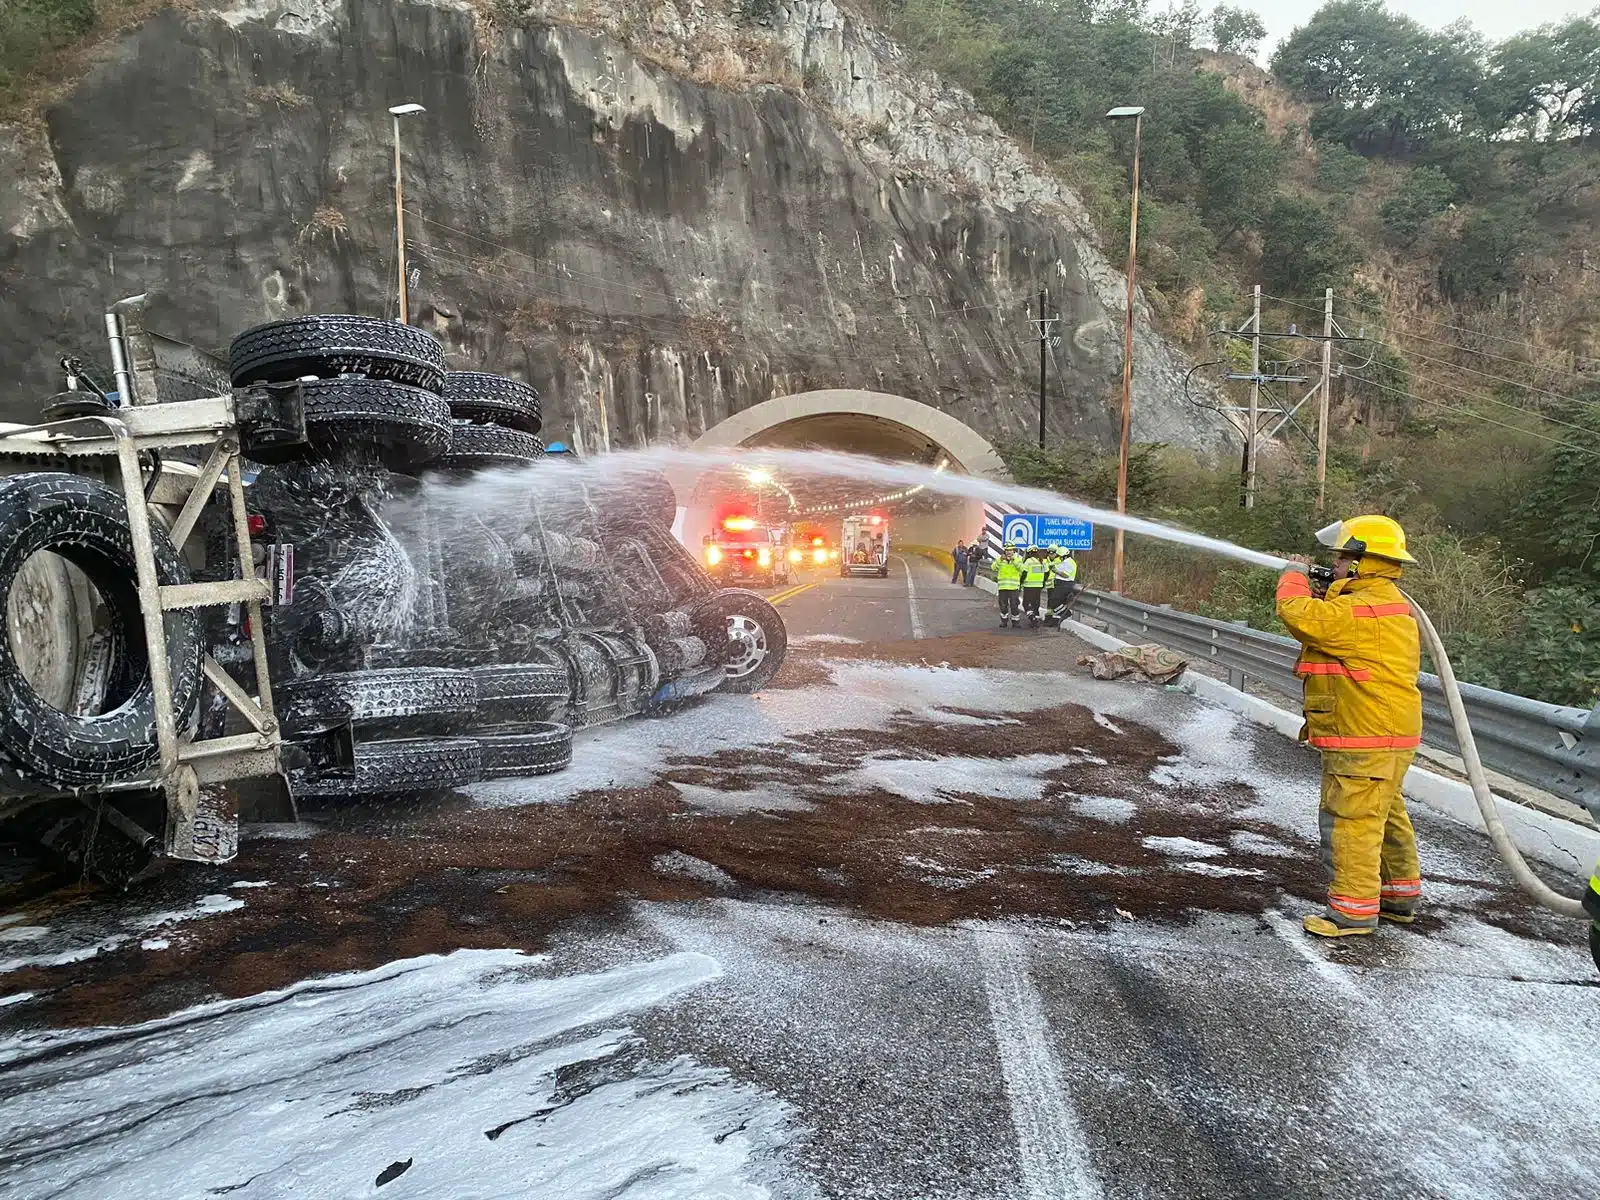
[0,0,1228,455]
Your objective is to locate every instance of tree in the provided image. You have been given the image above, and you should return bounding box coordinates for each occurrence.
[1208,5,1267,57]
[1379,165,1454,245]
[1271,0,1488,155]
[1197,121,1282,239]
[1491,15,1600,139]
[1437,201,1541,301]
[1260,197,1359,295]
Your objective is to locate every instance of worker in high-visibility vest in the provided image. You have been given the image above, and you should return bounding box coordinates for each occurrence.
[1050,548,1080,624]
[1275,515,1423,939]
[993,544,1024,627]
[1020,547,1048,627]
[1585,859,1600,974]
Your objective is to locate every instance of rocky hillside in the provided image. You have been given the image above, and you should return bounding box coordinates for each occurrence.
[0,0,1228,455]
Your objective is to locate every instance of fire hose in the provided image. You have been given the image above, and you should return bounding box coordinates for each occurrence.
[1403,592,1589,920]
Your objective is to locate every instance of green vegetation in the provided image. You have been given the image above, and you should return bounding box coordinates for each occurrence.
[0,0,94,94]
[876,0,1600,706]
[998,414,1598,706]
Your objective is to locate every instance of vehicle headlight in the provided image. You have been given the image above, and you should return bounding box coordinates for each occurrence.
[706,545,722,565]
[788,548,802,563]
[757,547,771,566]
[813,548,827,564]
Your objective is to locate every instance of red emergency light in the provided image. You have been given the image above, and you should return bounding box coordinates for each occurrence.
[723,515,757,532]
[868,515,882,525]
[811,536,824,546]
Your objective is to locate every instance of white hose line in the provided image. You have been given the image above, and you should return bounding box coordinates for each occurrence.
[1405,593,1588,920]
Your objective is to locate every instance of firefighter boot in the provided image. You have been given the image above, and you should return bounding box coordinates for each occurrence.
[1303,910,1377,938]
[1378,901,1417,925]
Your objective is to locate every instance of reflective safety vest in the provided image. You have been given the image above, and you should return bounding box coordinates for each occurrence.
[1058,555,1079,582]
[1042,557,1056,588]
[1022,556,1047,587]
[1275,561,1422,762]
[993,556,1023,590]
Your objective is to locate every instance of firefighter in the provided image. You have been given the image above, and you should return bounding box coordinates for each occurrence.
[1021,546,1047,627]
[993,544,1024,626]
[1275,515,1423,939]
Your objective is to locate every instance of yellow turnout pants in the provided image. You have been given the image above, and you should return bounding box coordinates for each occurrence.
[1318,750,1421,926]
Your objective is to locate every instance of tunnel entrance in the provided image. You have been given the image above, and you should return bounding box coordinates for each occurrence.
[677,391,1007,557]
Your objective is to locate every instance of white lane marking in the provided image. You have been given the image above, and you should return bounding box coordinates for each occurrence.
[898,556,926,640]
[1264,911,1369,1003]
[975,928,1102,1200]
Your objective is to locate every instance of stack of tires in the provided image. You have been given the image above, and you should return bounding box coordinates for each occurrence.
[229,316,574,800]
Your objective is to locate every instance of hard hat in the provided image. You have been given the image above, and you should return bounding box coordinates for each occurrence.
[1003,542,1016,550]
[1315,515,1415,564]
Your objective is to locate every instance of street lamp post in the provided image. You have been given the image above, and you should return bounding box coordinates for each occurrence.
[1106,104,1144,595]
[388,103,426,324]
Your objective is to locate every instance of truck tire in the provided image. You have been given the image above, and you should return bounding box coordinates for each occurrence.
[477,723,573,779]
[288,735,482,797]
[443,372,542,434]
[433,423,546,472]
[471,661,570,720]
[0,474,202,785]
[691,588,787,694]
[249,377,451,469]
[276,667,478,735]
[229,315,446,393]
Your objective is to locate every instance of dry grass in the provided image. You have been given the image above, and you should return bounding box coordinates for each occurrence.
[684,311,732,352]
[247,83,310,110]
[508,297,561,343]
[297,205,348,246]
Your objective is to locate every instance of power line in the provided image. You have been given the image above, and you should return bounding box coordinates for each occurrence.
[1359,378,1600,459]
[1388,326,1599,390]
[1384,344,1600,416]
[1264,292,1599,373]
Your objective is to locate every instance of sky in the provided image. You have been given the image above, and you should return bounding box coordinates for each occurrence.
[1258,0,1594,55]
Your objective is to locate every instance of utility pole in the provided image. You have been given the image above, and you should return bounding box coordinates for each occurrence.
[1106,104,1144,594]
[1033,288,1056,448]
[1316,288,1333,512]
[388,103,426,324]
[1244,283,1260,510]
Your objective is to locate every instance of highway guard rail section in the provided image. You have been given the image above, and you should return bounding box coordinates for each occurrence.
[1072,588,1599,819]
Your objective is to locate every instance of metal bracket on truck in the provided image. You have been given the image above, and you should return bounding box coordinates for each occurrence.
[0,303,296,866]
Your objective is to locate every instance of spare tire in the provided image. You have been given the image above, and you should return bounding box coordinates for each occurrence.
[691,588,787,695]
[288,735,482,797]
[0,473,203,785]
[229,315,446,393]
[433,422,545,472]
[276,667,478,735]
[477,723,573,779]
[249,377,451,470]
[443,372,542,434]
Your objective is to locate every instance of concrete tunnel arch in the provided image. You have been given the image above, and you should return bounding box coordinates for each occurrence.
[674,390,1009,554]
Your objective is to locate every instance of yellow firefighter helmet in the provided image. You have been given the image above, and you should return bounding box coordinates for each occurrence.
[1314,515,1415,564]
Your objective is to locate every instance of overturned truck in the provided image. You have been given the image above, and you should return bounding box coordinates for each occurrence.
[0,301,786,883]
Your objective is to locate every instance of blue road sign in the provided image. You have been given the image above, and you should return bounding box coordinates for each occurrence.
[1000,514,1093,550]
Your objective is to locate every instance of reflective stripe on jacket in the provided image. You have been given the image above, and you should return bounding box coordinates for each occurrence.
[993,557,1023,590]
[1022,556,1047,587]
[1275,562,1422,762]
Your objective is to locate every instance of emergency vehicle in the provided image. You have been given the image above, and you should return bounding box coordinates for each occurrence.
[703,514,794,587]
[840,513,890,578]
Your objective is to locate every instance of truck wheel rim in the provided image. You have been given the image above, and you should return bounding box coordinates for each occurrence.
[723,614,768,679]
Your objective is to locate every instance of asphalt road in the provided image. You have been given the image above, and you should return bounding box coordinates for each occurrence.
[765,553,1010,642]
[1,554,1596,1199]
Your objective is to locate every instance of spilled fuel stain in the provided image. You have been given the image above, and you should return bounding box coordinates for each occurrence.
[0,675,1558,1028]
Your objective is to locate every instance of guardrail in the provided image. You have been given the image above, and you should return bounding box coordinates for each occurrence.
[1074,589,1599,817]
